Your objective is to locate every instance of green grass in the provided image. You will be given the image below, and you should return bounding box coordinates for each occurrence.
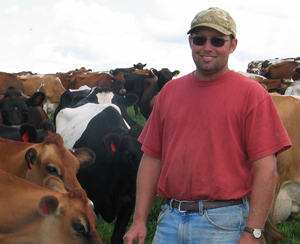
[97,106,300,244]
[278,219,300,244]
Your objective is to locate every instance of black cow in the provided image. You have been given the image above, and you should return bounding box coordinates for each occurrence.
[0,87,46,127]
[123,69,158,116]
[140,68,180,119]
[55,104,143,244]
[0,120,55,142]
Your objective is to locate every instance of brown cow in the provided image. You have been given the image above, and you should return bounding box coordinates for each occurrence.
[18,74,66,116]
[69,72,126,94]
[0,72,25,94]
[262,93,300,243]
[0,169,103,244]
[261,61,300,80]
[261,77,293,92]
[50,67,92,90]
[0,133,95,191]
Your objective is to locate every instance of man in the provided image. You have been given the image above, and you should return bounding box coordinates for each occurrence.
[123,7,291,244]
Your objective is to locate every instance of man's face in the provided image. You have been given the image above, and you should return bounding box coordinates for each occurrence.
[189,27,237,80]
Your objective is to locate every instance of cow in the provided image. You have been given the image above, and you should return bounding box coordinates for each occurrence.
[140,68,180,119]
[260,77,294,93]
[49,67,93,90]
[0,72,25,94]
[262,93,300,243]
[261,61,300,80]
[68,71,126,95]
[55,103,143,244]
[0,133,95,192]
[110,62,148,76]
[0,87,47,127]
[109,69,157,117]
[53,86,138,127]
[247,60,264,75]
[238,71,267,83]
[285,80,300,96]
[0,169,103,244]
[18,74,66,116]
[0,120,54,143]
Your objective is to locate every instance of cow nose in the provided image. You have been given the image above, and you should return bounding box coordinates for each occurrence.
[119,89,126,95]
[88,200,94,210]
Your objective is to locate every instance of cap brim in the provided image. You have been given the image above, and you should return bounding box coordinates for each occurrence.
[187,23,233,36]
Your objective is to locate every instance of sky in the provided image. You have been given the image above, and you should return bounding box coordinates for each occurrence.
[0,0,299,78]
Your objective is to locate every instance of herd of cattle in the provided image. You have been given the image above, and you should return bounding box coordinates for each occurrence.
[0,63,180,244]
[0,59,299,243]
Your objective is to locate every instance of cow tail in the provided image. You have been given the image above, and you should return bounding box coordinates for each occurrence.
[263,217,285,244]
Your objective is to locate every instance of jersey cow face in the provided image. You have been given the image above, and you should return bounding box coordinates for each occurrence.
[0,170,103,244]
[0,133,95,192]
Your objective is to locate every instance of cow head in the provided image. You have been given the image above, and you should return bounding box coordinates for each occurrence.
[24,133,96,192]
[0,87,46,126]
[37,189,103,244]
[111,72,126,95]
[153,68,180,91]
[103,125,143,172]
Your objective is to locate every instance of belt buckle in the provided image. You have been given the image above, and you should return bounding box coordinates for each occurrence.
[178,201,188,213]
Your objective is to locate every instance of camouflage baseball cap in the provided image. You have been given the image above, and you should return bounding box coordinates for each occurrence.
[187,7,236,38]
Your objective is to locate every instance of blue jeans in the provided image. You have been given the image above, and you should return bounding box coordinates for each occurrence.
[152,199,249,244]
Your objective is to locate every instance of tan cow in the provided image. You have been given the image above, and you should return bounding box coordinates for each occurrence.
[18,74,66,116]
[0,72,25,94]
[0,133,95,191]
[0,169,103,244]
[261,61,300,80]
[262,93,300,243]
[69,72,126,94]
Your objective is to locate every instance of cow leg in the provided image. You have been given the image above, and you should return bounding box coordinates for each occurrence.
[134,104,139,116]
[111,200,135,244]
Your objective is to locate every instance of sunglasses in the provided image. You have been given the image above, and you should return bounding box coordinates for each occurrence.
[192,36,229,47]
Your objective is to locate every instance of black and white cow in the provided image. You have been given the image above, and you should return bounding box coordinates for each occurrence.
[55,90,143,244]
[54,86,138,127]
[0,87,46,127]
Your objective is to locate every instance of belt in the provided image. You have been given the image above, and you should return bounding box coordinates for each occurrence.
[166,198,243,212]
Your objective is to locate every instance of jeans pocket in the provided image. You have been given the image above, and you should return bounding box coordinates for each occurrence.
[205,204,248,231]
[157,204,169,224]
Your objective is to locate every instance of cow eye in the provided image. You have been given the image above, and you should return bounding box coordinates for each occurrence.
[124,150,131,158]
[72,221,87,235]
[46,165,59,176]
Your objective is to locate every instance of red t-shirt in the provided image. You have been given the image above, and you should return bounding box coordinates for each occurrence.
[139,71,291,201]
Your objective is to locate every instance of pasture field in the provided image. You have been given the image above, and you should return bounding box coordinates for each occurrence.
[96,107,300,243]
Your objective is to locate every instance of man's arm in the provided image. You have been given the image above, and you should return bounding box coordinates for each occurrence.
[123,153,161,244]
[238,154,277,244]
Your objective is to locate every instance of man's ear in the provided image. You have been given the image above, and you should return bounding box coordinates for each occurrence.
[230,38,238,54]
[188,35,193,48]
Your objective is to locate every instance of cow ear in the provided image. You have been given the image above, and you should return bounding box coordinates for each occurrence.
[25,148,38,170]
[38,195,59,215]
[27,92,46,107]
[71,147,96,168]
[104,133,121,154]
[19,123,38,142]
[172,70,180,77]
